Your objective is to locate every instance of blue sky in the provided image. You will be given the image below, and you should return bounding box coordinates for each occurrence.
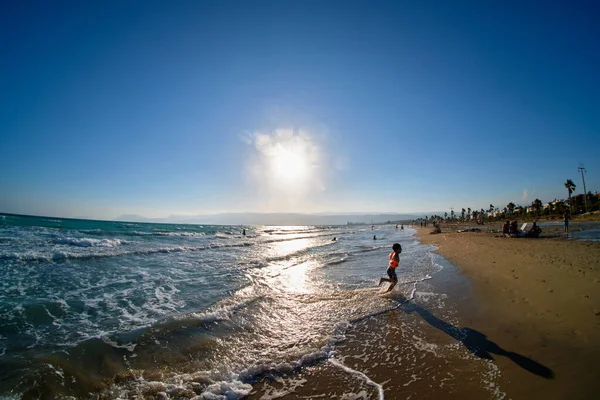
[1,0,599,219]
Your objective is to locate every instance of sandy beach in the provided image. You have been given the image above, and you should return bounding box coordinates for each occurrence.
[417,226,600,399]
[247,226,600,400]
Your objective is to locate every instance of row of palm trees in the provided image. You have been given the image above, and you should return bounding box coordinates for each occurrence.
[418,179,593,224]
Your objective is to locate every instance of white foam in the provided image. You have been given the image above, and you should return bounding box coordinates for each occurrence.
[54,237,124,247]
[411,335,438,355]
[195,380,252,399]
[481,361,506,399]
[165,231,206,237]
[101,336,137,352]
[340,390,369,399]
[259,377,307,400]
[328,359,384,400]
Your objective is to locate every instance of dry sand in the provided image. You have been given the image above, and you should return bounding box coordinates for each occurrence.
[417,227,600,399]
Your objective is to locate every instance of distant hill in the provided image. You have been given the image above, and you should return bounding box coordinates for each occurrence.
[115,212,423,226]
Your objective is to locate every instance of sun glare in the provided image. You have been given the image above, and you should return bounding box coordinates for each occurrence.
[270,147,309,183]
[245,127,331,209]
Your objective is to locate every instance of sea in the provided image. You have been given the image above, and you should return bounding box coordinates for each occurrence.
[0,214,514,399]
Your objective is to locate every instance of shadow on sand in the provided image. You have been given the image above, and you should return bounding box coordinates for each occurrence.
[399,299,555,379]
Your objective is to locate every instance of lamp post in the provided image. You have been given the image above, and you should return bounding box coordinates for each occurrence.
[578,167,588,213]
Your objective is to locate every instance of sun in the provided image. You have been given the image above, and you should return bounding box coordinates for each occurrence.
[270,145,309,184]
[245,127,327,208]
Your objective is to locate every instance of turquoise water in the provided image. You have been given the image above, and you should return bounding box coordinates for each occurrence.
[0,214,503,399]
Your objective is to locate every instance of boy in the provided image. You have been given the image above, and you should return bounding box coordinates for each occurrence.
[378,243,402,292]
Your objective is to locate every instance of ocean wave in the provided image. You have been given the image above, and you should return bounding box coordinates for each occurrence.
[1,231,343,263]
[104,322,347,400]
[54,237,125,247]
[0,240,258,262]
[78,229,208,238]
[324,257,348,266]
[154,231,206,237]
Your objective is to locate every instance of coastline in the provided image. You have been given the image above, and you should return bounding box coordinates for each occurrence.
[416,227,600,399]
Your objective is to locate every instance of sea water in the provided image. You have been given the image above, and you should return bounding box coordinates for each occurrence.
[0,214,502,399]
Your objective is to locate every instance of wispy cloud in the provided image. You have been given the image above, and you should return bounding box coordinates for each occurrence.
[522,188,536,202]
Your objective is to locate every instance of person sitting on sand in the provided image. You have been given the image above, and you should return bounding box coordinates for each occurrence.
[526,221,542,238]
[378,243,402,292]
[502,220,510,237]
[509,220,520,237]
[332,237,337,241]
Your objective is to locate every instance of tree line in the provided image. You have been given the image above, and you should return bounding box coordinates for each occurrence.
[416,179,598,224]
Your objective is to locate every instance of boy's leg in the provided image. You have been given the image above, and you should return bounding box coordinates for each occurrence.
[378,277,391,286]
[384,269,398,292]
[385,279,398,293]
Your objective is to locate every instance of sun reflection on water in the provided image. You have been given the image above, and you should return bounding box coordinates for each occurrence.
[281,261,312,293]
[270,238,319,293]
[272,238,313,256]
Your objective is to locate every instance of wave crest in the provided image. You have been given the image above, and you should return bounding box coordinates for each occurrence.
[54,237,125,247]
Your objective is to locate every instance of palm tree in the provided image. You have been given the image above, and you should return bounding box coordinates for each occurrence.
[554,201,566,214]
[532,199,543,216]
[488,204,494,220]
[507,202,515,215]
[564,179,576,213]
[548,202,554,215]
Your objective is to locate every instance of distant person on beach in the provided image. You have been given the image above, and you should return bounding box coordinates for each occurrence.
[242,229,246,236]
[373,235,377,240]
[400,225,404,231]
[564,214,569,236]
[332,237,337,241]
[378,243,402,291]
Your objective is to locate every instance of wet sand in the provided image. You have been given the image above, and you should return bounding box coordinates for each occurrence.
[248,227,600,399]
[417,227,600,399]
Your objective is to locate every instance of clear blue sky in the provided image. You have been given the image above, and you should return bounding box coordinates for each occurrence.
[2,0,599,219]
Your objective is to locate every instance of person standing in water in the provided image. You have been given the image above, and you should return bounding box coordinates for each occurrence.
[378,243,401,292]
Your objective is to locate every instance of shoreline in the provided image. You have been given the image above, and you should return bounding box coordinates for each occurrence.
[416,227,600,399]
